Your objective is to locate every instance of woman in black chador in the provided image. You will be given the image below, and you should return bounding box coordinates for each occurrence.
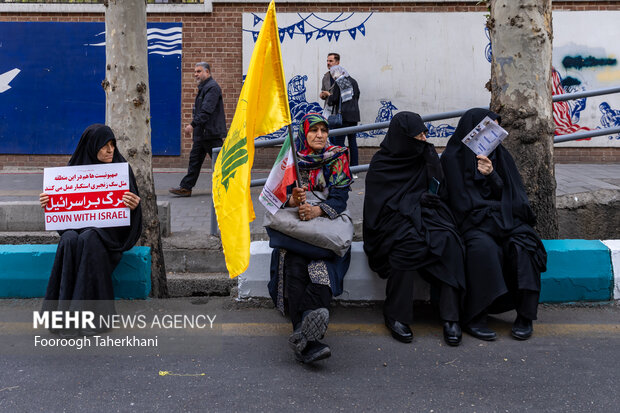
[39,124,142,337]
[441,108,547,341]
[363,111,466,346]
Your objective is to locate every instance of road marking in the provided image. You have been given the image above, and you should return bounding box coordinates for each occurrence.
[219,322,620,337]
[3,322,619,337]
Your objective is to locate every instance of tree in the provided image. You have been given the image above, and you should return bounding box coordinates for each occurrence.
[488,0,558,238]
[103,0,168,297]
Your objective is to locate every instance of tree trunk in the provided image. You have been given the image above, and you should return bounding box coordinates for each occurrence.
[103,0,168,297]
[489,0,558,239]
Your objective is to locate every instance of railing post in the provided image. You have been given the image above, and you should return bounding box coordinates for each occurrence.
[210,148,220,236]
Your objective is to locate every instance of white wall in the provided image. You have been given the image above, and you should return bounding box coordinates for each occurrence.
[243,11,620,147]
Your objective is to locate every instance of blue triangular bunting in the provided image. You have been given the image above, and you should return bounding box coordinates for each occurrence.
[296,21,305,33]
[305,32,313,43]
[348,28,357,40]
[326,31,334,41]
[253,15,261,27]
[252,31,259,42]
[286,26,295,39]
[279,29,286,42]
[358,24,366,36]
[316,30,326,39]
[334,31,340,41]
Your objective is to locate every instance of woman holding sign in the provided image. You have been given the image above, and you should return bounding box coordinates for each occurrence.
[441,108,547,341]
[39,124,142,337]
[363,112,466,346]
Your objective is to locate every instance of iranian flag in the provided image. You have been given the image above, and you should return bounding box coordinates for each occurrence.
[259,137,297,215]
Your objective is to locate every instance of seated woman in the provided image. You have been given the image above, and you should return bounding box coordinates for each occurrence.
[441,108,547,341]
[363,111,466,346]
[39,124,142,337]
[267,113,352,364]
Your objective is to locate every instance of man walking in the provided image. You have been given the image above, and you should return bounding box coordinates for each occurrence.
[170,62,226,197]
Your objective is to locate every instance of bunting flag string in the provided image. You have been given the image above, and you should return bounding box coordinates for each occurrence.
[243,12,373,44]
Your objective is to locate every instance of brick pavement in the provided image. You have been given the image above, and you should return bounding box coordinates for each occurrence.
[1,164,618,234]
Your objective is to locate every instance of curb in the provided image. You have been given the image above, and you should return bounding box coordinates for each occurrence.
[239,240,619,304]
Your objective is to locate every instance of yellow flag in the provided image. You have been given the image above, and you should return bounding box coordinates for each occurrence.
[212,0,291,278]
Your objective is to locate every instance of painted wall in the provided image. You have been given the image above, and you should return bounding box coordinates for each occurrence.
[0,22,182,155]
[243,11,620,147]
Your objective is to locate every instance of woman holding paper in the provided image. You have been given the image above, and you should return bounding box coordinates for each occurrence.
[266,113,352,364]
[363,112,466,346]
[39,124,142,337]
[441,108,547,341]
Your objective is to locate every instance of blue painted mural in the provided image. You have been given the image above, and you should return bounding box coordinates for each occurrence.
[0,22,182,155]
[245,12,373,44]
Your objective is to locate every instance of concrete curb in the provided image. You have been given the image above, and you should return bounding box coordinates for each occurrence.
[0,245,151,299]
[602,240,620,300]
[239,240,618,304]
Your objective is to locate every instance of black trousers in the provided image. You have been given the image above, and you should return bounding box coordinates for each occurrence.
[180,138,223,190]
[384,269,460,324]
[284,252,332,328]
[330,120,358,166]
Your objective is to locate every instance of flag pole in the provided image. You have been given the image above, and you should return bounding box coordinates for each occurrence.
[286,124,302,188]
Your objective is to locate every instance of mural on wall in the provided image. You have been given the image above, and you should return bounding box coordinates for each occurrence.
[244,11,619,148]
[0,22,182,155]
[245,12,373,44]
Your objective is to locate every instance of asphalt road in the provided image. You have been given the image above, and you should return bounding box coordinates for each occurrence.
[1,298,619,412]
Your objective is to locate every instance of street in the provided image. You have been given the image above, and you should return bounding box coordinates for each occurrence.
[1,298,619,412]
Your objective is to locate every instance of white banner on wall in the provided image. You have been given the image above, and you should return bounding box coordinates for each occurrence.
[243,11,620,148]
[43,163,130,231]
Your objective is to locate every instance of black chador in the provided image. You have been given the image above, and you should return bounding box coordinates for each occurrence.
[41,125,143,334]
[363,112,466,344]
[441,108,547,340]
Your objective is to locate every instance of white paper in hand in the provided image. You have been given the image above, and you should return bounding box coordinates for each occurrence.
[461,116,508,157]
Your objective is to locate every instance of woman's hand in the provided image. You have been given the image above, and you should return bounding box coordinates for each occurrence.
[298,204,323,221]
[288,186,307,208]
[39,193,49,209]
[477,155,494,176]
[122,191,141,211]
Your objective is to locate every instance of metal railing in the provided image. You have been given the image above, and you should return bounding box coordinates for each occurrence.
[209,85,620,234]
[0,0,202,3]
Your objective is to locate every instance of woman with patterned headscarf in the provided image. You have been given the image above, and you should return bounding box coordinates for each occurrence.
[39,124,142,338]
[267,113,352,364]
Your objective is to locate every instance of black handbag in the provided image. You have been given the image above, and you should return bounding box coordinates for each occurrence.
[327,113,342,128]
[327,95,343,128]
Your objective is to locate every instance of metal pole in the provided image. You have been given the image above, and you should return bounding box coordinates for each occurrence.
[554,126,620,143]
[286,124,302,187]
[209,147,220,235]
[552,86,620,102]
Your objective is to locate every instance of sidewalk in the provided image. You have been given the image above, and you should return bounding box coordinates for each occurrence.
[1,163,619,234]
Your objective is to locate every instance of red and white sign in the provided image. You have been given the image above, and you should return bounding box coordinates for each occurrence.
[43,163,131,231]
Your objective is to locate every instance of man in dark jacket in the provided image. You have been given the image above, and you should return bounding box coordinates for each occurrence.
[170,62,226,197]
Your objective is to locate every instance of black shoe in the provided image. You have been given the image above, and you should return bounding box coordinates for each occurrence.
[289,308,329,353]
[511,315,533,340]
[59,329,78,339]
[464,324,497,341]
[443,321,462,346]
[80,327,109,337]
[169,187,192,197]
[294,341,331,364]
[384,316,413,343]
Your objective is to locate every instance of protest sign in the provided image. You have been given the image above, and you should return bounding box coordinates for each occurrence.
[43,163,130,231]
[461,116,509,157]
